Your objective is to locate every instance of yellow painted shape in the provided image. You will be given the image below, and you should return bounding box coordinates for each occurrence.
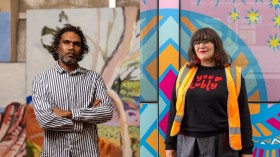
[140,16,157,38]
[265,150,269,157]
[181,17,197,33]
[231,52,249,69]
[141,16,163,39]
[264,139,271,144]
[146,57,157,81]
[256,123,272,136]
[249,103,260,115]
[180,54,187,68]
[248,90,260,115]
[159,44,179,75]
[252,125,261,137]
[145,129,158,152]
[248,89,259,101]
[272,150,276,157]
[158,133,166,157]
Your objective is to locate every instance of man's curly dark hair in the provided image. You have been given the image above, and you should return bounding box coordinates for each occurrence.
[50,24,89,61]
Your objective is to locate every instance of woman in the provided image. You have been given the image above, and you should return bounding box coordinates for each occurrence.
[165,28,253,157]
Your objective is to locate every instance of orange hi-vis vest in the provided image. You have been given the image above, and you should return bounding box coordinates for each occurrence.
[170,63,242,150]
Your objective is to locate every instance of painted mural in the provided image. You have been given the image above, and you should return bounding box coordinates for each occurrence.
[140,0,280,157]
[0,63,26,157]
[26,7,139,157]
[0,12,11,62]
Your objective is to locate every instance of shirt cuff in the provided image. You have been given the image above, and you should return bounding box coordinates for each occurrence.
[71,109,81,121]
[165,143,177,150]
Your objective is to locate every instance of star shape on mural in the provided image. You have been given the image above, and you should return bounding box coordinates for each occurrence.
[272,14,280,28]
[270,0,280,10]
[245,8,259,25]
[230,7,239,22]
[267,34,280,51]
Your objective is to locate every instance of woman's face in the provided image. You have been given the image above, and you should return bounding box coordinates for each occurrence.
[193,39,215,66]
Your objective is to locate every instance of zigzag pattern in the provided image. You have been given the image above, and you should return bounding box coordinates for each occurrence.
[140,103,158,156]
[251,104,280,157]
[140,10,158,102]
[140,9,181,156]
[158,10,180,157]
[140,7,280,157]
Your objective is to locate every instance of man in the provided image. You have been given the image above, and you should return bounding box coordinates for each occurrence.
[32,24,113,157]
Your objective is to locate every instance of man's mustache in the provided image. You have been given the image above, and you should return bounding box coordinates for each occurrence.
[67,50,76,54]
[66,51,78,57]
[66,51,83,61]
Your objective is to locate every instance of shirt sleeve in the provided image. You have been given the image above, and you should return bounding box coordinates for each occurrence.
[71,74,113,124]
[165,79,178,150]
[238,76,254,154]
[32,75,75,131]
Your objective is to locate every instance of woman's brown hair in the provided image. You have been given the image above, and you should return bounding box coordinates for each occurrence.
[187,27,231,68]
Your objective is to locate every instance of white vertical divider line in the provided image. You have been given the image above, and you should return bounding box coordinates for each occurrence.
[109,0,116,8]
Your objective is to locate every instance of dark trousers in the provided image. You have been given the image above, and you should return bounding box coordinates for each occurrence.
[176,133,240,157]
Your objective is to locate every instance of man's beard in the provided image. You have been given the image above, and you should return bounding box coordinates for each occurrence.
[59,53,80,66]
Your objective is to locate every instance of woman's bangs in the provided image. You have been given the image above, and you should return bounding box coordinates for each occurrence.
[192,31,212,42]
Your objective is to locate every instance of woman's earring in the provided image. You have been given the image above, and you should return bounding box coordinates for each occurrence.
[216,55,220,61]
[195,56,200,64]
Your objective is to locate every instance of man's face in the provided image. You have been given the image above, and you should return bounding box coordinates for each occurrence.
[56,31,82,66]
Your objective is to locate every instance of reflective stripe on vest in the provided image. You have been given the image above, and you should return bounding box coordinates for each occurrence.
[170,64,242,150]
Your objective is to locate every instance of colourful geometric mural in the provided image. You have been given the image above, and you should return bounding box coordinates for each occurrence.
[140,0,280,157]
[140,1,158,102]
[140,1,160,156]
[140,103,158,157]
[251,103,280,157]
[158,8,180,157]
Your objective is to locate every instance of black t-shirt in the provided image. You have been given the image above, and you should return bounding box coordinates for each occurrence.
[181,65,228,137]
[165,65,253,154]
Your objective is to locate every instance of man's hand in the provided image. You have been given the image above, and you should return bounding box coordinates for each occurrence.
[53,108,72,119]
[92,99,101,108]
[165,150,176,157]
[52,99,101,119]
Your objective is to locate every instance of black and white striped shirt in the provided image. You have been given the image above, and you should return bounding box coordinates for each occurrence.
[32,62,113,157]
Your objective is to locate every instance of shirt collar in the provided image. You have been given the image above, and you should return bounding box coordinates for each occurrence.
[54,62,86,74]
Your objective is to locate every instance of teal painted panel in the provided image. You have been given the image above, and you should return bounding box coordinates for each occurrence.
[140,103,158,157]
